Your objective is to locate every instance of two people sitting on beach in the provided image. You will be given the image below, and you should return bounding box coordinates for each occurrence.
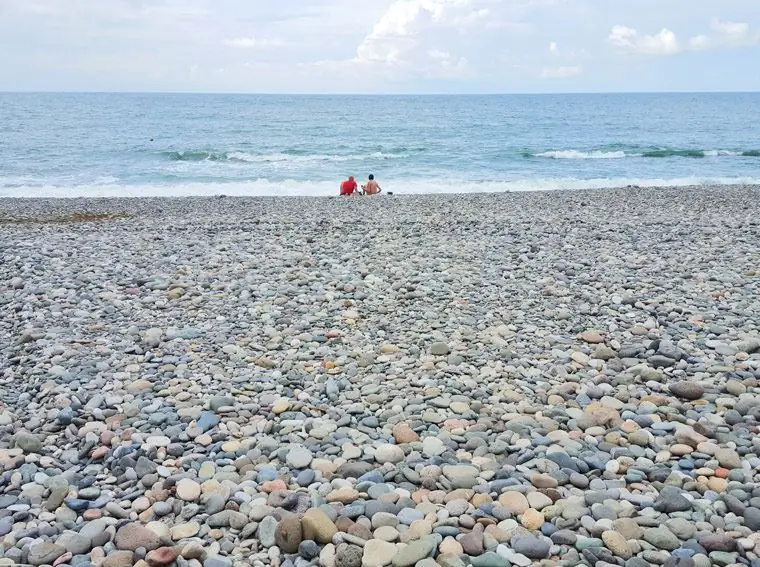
[340,175,382,196]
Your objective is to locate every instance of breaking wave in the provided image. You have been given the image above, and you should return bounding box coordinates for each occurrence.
[528,148,760,159]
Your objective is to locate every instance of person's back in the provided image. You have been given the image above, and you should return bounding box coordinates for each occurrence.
[364,174,381,195]
[340,176,357,196]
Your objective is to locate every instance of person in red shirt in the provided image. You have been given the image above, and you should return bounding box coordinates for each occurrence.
[340,176,358,196]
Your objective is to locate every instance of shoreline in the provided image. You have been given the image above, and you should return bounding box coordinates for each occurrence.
[1,183,760,205]
[0,182,759,206]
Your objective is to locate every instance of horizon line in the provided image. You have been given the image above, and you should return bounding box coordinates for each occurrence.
[1,89,759,96]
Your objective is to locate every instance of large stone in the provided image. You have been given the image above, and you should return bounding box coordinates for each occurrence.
[669,382,704,400]
[602,531,632,559]
[302,508,338,544]
[498,492,529,515]
[430,342,451,355]
[715,448,742,469]
[46,477,70,511]
[102,551,136,567]
[744,507,760,531]
[14,431,43,454]
[643,527,680,551]
[135,456,159,477]
[176,478,202,501]
[56,531,93,555]
[287,445,313,469]
[375,444,404,464]
[583,403,622,428]
[470,552,511,567]
[28,542,65,566]
[698,534,737,553]
[115,522,162,551]
[146,546,181,567]
[654,486,692,513]
[171,522,201,540]
[391,535,437,567]
[275,515,303,554]
[362,540,397,567]
[581,330,605,344]
[510,535,551,559]
[442,465,479,489]
[336,544,363,567]
[258,516,278,548]
[392,423,419,444]
[421,437,445,457]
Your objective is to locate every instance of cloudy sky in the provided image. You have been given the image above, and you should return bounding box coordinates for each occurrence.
[1,0,758,93]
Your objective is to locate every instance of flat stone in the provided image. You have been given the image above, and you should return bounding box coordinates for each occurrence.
[391,535,436,567]
[28,542,65,566]
[176,478,201,501]
[115,522,161,551]
[470,552,511,567]
[362,539,396,567]
[287,445,313,469]
[669,382,704,400]
[498,492,529,514]
[510,535,551,559]
[375,444,404,464]
[643,527,680,551]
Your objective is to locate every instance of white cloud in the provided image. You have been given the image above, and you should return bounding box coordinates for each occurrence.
[540,65,582,78]
[712,19,750,38]
[609,25,680,55]
[352,0,489,75]
[224,37,286,49]
[549,41,558,54]
[610,19,758,56]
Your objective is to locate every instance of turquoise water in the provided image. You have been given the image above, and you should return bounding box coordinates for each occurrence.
[2,92,760,197]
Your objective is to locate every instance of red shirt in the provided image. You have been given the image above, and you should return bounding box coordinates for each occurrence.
[340,179,357,195]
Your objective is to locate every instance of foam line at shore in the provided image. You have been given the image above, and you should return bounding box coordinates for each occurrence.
[4,176,760,198]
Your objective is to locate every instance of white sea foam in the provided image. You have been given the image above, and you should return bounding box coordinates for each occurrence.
[532,148,756,159]
[3,177,760,199]
[532,150,628,159]
[174,151,410,163]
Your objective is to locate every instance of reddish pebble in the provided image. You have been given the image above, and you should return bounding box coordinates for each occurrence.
[83,509,103,520]
[443,419,469,430]
[54,552,73,566]
[91,446,109,460]
[261,480,287,493]
[715,468,730,478]
[146,546,180,567]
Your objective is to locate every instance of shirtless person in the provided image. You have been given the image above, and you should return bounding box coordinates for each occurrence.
[362,174,382,195]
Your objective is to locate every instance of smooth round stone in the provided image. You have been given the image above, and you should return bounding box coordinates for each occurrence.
[373,526,399,542]
[258,468,278,482]
[374,445,404,464]
[176,479,201,501]
[297,470,316,487]
[287,445,313,469]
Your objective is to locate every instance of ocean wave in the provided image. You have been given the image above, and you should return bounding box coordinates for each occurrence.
[531,150,628,160]
[164,150,411,163]
[4,176,760,198]
[529,148,760,159]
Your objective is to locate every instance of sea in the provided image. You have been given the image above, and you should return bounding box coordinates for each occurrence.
[1,92,760,198]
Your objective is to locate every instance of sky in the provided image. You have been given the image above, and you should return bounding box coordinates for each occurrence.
[1,0,759,94]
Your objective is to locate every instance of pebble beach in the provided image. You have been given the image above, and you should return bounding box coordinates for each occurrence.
[2,185,760,567]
